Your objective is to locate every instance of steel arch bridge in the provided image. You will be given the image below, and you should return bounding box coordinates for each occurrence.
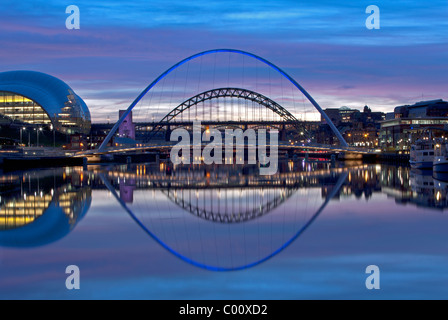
[162,186,297,224]
[97,49,348,153]
[146,87,308,142]
[99,169,349,272]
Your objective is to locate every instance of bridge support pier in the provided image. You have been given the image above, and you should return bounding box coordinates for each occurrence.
[165,125,171,141]
[331,154,336,168]
[82,157,88,171]
[126,156,132,171]
[280,124,286,141]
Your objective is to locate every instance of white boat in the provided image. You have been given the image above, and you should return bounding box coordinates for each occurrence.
[434,142,448,173]
[410,139,435,169]
[410,169,434,193]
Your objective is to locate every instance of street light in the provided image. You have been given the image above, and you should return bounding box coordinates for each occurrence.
[50,124,55,148]
[20,127,26,145]
[36,127,43,146]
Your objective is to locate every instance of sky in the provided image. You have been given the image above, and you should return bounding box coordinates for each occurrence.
[0,0,447,123]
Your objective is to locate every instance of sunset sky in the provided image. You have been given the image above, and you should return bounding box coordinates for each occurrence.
[0,0,447,122]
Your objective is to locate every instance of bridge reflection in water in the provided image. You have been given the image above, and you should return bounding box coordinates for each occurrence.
[98,161,348,271]
[0,161,447,270]
[97,160,448,271]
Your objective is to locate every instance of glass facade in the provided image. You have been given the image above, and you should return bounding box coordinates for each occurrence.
[0,172,91,230]
[380,117,448,152]
[0,194,51,230]
[0,91,51,126]
[0,91,91,134]
[57,91,91,135]
[0,71,91,135]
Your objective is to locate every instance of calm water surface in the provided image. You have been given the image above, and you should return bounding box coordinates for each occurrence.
[0,160,447,299]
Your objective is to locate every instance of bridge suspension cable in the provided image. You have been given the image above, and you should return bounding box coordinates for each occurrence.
[98,49,348,152]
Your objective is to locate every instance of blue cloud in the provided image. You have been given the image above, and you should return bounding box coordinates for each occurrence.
[0,0,446,120]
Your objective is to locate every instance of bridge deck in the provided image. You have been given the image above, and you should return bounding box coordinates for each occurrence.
[76,142,377,157]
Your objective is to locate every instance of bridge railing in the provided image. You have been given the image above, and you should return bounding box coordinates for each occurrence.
[77,140,378,157]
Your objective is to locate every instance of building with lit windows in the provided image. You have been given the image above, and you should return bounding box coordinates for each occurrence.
[319,106,385,147]
[379,99,448,152]
[0,71,91,135]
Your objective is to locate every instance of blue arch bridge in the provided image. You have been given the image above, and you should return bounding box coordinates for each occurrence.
[77,49,378,160]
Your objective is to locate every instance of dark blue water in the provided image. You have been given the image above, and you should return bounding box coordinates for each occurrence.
[0,161,447,299]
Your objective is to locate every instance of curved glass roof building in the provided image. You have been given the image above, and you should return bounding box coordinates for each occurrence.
[0,71,91,134]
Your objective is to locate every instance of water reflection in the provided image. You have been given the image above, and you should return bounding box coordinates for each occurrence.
[0,168,91,247]
[99,162,348,271]
[408,169,448,210]
[1,160,447,267]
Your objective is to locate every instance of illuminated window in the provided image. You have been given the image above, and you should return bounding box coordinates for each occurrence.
[0,91,51,125]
